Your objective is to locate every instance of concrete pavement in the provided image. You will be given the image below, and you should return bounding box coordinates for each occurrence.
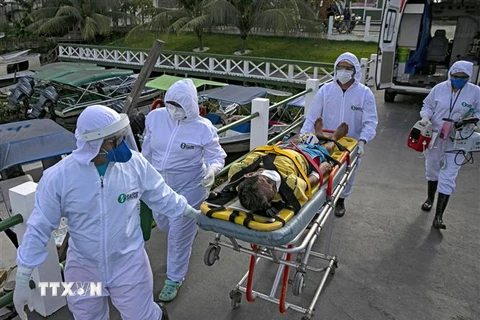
[11,89,480,320]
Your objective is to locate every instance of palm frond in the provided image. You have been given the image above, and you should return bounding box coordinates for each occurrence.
[255,8,297,32]
[29,7,59,21]
[125,24,146,42]
[56,5,83,22]
[178,14,210,33]
[25,18,51,33]
[36,16,72,35]
[148,10,187,32]
[82,16,98,41]
[91,13,112,36]
[169,16,192,33]
[204,0,238,25]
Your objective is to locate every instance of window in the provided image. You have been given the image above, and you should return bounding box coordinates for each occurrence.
[383,9,397,43]
[6,61,29,74]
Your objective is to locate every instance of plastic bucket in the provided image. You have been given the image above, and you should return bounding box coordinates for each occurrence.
[398,47,410,62]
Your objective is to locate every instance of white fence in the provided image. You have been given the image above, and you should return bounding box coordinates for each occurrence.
[57,44,377,87]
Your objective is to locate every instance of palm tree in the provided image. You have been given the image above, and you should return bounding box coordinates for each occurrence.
[128,0,212,52]
[27,0,117,41]
[206,0,318,54]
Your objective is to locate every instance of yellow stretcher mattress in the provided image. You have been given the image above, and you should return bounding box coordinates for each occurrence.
[201,137,357,231]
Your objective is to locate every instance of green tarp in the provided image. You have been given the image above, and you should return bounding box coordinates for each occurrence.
[52,69,134,86]
[145,74,228,91]
[33,62,105,82]
[33,62,135,87]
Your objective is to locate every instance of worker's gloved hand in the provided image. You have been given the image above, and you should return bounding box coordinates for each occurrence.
[182,205,201,220]
[14,266,34,320]
[202,167,216,189]
[419,117,432,126]
[357,140,366,158]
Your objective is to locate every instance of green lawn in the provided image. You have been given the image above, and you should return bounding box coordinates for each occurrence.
[110,32,377,64]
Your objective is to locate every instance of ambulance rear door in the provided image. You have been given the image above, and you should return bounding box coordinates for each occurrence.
[376,0,408,89]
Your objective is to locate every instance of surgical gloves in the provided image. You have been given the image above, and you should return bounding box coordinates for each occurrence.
[202,167,216,189]
[14,266,34,320]
[357,140,365,158]
[419,117,432,126]
[182,205,201,220]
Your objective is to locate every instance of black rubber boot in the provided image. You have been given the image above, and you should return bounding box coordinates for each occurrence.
[159,302,170,320]
[433,193,449,230]
[421,181,438,211]
[335,198,346,217]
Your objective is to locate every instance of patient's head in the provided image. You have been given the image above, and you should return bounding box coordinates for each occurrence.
[237,170,280,211]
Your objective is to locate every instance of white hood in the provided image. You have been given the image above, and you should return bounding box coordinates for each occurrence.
[334,52,362,83]
[164,79,199,122]
[71,105,121,165]
[448,60,473,81]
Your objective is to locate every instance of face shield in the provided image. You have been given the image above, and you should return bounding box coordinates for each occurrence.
[81,113,138,152]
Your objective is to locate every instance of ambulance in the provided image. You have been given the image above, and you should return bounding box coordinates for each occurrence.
[376,0,479,102]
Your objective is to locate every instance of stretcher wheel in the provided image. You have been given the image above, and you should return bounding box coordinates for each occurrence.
[229,290,242,309]
[292,272,306,296]
[301,315,312,320]
[204,244,221,266]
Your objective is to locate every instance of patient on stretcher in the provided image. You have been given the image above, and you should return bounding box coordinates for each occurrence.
[228,118,349,213]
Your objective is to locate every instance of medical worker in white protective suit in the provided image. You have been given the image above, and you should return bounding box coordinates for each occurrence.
[300,52,378,217]
[142,79,226,302]
[13,105,202,320]
[419,60,480,230]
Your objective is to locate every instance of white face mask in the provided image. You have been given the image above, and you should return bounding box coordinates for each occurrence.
[336,69,354,84]
[166,104,186,121]
[260,170,281,192]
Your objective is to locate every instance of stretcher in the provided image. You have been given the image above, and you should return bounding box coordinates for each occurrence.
[197,134,359,320]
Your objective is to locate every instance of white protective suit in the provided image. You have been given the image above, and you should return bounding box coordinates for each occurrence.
[420,61,480,195]
[300,52,378,197]
[17,105,190,320]
[142,79,226,282]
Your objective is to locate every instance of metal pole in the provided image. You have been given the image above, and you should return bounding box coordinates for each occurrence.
[0,214,23,233]
[121,40,165,116]
[0,291,13,309]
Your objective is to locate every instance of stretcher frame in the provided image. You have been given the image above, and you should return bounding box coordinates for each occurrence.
[201,139,359,320]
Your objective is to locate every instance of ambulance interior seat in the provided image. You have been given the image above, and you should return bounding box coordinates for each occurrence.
[427,29,449,64]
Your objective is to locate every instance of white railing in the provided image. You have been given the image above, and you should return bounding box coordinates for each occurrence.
[58,44,378,87]
[58,44,335,86]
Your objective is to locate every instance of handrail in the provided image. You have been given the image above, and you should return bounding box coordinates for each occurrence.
[216,111,260,135]
[0,214,23,233]
[268,89,311,111]
[217,88,311,136]
[0,291,13,309]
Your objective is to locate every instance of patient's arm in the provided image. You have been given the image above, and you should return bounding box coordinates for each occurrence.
[307,162,333,187]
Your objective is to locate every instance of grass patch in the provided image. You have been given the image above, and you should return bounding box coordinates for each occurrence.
[111,32,377,64]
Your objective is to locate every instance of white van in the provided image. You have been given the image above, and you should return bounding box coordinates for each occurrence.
[376,0,479,102]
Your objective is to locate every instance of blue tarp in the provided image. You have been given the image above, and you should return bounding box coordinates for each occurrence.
[0,119,76,172]
[199,85,291,105]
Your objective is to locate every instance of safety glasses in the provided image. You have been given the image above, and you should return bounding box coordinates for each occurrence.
[105,135,125,148]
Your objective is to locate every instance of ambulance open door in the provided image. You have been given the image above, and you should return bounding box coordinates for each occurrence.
[376,0,407,89]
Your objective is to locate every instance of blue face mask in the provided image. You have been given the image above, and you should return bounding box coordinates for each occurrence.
[451,78,468,89]
[104,140,132,163]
